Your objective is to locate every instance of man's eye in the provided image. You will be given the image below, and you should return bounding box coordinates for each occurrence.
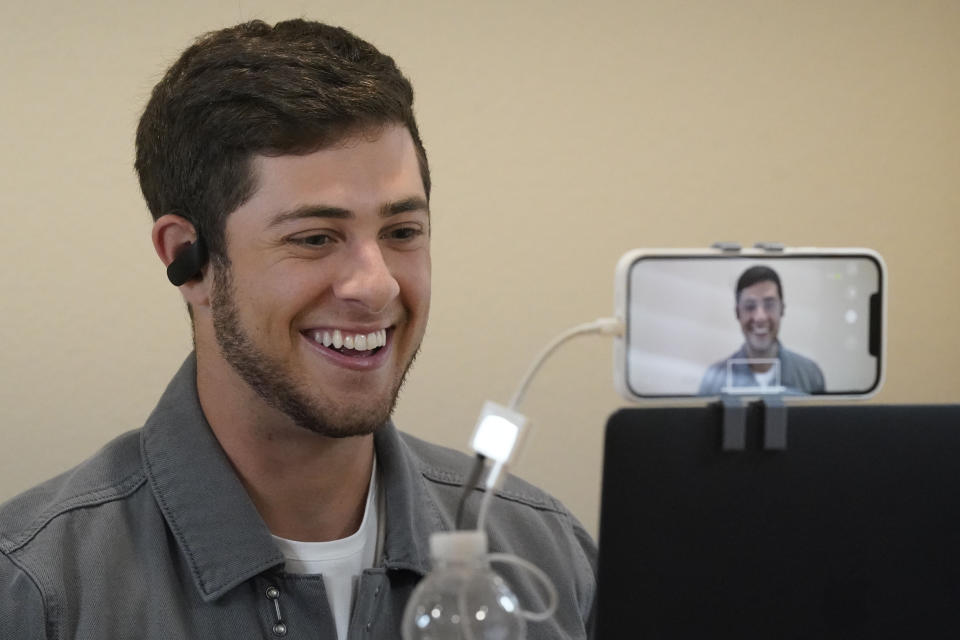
[294,234,332,247]
[384,226,423,241]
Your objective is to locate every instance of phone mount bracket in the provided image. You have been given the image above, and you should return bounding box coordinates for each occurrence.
[753,241,785,252]
[762,395,788,450]
[710,241,742,252]
[720,394,747,450]
[710,241,786,254]
[718,394,788,451]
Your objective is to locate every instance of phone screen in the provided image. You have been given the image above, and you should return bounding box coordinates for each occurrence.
[623,253,883,398]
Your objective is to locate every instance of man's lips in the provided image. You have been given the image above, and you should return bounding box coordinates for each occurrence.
[307,327,388,351]
[300,327,393,370]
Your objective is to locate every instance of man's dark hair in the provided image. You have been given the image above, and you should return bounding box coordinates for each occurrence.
[135,19,429,260]
[735,265,783,302]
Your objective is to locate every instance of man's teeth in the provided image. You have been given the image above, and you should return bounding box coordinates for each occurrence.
[315,329,387,351]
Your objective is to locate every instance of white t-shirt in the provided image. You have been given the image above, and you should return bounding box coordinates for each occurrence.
[753,366,777,388]
[271,459,379,640]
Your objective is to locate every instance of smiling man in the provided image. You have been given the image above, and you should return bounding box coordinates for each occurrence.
[699,265,825,395]
[0,20,596,639]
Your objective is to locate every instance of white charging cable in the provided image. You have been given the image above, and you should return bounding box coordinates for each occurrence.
[457,317,623,626]
[475,317,624,532]
[508,317,624,412]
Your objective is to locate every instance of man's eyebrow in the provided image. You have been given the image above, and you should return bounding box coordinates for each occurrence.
[382,196,429,218]
[268,205,352,228]
[267,197,429,228]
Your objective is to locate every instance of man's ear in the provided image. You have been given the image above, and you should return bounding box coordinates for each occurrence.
[152,214,211,307]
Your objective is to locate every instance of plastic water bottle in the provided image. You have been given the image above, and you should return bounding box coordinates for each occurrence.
[401,530,526,639]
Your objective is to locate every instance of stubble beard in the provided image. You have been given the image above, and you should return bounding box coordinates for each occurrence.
[210,263,418,438]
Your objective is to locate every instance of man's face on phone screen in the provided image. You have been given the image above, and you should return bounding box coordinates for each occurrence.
[735,280,782,357]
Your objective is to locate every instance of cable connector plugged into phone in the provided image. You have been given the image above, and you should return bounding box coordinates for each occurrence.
[593,317,626,337]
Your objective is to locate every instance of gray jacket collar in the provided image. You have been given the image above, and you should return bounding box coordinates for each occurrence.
[732,342,778,360]
[141,353,437,602]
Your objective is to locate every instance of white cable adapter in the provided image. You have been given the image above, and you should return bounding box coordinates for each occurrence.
[469,401,528,490]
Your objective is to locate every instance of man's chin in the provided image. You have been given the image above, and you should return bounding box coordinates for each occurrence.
[303,424,385,439]
[276,390,398,438]
[746,338,774,355]
[295,410,393,439]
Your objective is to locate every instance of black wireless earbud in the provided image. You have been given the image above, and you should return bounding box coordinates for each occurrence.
[166,237,209,286]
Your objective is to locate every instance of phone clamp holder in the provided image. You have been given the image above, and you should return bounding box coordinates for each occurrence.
[718,394,788,452]
[710,241,787,254]
[710,241,742,252]
[719,394,747,450]
[753,241,786,252]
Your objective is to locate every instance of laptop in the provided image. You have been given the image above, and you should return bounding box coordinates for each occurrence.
[595,404,960,638]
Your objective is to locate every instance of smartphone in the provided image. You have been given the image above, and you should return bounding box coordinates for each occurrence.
[613,247,886,400]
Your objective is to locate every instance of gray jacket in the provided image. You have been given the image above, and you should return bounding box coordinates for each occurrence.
[0,354,596,639]
[698,343,826,395]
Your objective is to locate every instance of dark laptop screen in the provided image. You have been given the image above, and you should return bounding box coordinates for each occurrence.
[596,404,960,638]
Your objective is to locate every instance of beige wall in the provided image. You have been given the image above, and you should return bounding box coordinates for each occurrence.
[2,1,958,538]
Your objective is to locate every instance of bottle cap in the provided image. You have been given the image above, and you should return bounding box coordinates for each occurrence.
[429,530,488,562]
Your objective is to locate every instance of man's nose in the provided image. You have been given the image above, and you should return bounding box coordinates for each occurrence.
[750,307,769,322]
[333,241,400,313]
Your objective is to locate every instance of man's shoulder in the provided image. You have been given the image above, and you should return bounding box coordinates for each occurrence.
[0,429,146,555]
[778,344,825,392]
[397,430,567,516]
[780,345,821,369]
[703,358,729,375]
